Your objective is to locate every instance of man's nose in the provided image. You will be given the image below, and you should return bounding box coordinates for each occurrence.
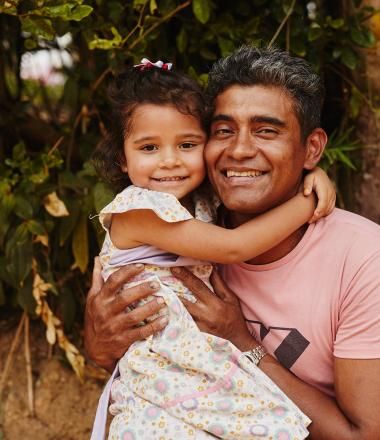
[227,130,258,160]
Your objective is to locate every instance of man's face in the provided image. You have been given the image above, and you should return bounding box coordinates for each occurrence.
[205,84,309,217]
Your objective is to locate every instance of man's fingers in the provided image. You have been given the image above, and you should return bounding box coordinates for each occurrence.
[88,257,104,297]
[210,269,236,302]
[171,266,213,302]
[120,297,167,325]
[101,264,145,299]
[111,281,161,314]
[180,297,202,320]
[129,316,169,341]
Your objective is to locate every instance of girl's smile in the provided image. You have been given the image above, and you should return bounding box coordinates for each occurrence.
[122,104,207,202]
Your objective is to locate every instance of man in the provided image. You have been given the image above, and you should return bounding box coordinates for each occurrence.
[85,47,380,438]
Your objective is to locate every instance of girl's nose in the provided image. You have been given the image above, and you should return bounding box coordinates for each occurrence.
[159,151,181,168]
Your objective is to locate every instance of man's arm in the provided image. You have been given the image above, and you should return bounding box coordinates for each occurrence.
[84,258,168,372]
[172,266,380,440]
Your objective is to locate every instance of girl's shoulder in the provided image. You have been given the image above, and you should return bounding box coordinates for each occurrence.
[99,185,194,228]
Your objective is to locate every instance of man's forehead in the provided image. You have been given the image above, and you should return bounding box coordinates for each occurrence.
[212,84,297,122]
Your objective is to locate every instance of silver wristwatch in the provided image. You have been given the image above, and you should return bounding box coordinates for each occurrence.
[243,345,267,366]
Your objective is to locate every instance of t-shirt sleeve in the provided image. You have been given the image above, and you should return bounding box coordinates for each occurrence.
[334,249,380,359]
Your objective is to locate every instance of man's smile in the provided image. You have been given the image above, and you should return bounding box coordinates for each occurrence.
[224,169,266,178]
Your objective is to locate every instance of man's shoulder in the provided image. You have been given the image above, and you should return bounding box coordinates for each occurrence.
[319,208,380,257]
[324,208,379,234]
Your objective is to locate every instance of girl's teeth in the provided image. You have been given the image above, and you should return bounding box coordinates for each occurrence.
[158,177,184,181]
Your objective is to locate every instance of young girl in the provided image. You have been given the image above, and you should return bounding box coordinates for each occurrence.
[91,59,335,440]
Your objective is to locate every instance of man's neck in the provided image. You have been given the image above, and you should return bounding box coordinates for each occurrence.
[227,211,309,265]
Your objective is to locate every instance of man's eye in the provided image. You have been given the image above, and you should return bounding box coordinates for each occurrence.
[257,128,277,135]
[213,128,233,136]
[180,142,196,149]
[141,145,157,151]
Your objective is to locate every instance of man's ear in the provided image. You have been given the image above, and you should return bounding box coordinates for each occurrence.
[303,128,328,170]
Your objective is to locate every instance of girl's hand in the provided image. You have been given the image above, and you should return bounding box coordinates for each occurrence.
[303,167,336,223]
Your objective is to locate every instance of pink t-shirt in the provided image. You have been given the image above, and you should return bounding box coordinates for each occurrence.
[221,209,380,397]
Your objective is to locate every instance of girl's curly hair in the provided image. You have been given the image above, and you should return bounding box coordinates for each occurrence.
[92,66,207,191]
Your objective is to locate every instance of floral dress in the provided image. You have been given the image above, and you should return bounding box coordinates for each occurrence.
[91,185,311,440]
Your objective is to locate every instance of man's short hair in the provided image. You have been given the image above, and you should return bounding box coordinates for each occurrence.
[206,46,325,140]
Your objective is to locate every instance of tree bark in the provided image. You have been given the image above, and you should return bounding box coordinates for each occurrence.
[355,1,380,223]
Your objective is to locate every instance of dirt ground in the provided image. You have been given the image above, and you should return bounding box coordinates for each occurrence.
[0,318,106,440]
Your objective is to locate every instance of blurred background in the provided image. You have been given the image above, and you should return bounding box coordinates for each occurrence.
[1,0,380,438]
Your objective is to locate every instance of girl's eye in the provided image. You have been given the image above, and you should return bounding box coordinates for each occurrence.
[141,145,157,151]
[180,142,196,149]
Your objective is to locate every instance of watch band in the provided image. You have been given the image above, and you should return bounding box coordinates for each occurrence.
[243,345,267,366]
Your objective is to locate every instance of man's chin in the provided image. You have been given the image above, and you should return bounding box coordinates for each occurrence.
[222,198,270,217]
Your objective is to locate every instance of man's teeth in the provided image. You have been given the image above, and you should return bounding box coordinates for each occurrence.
[226,170,264,177]
[156,177,186,181]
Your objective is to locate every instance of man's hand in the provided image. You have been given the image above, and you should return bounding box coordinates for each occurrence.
[84,258,168,372]
[171,266,257,351]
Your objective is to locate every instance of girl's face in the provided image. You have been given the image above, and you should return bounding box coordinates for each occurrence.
[122,104,206,202]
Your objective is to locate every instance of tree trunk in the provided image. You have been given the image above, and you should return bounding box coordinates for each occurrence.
[355,1,380,223]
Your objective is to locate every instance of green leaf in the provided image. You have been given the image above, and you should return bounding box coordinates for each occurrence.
[88,27,123,50]
[21,16,55,40]
[0,192,15,218]
[350,27,376,48]
[133,0,147,7]
[217,36,235,57]
[176,27,188,53]
[72,213,89,273]
[38,4,73,18]
[0,257,15,287]
[69,5,93,21]
[93,182,115,213]
[27,219,46,236]
[6,237,33,287]
[349,87,361,118]
[37,4,93,21]
[329,18,344,29]
[341,47,359,70]
[17,274,36,314]
[59,200,80,246]
[200,47,217,60]
[192,0,211,24]
[308,25,323,42]
[150,0,158,14]
[13,142,26,161]
[61,287,77,331]
[14,196,33,219]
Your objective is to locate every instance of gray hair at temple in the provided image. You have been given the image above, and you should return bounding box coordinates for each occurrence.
[206,46,325,141]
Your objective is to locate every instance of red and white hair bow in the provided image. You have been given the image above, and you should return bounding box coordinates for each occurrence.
[134,57,173,71]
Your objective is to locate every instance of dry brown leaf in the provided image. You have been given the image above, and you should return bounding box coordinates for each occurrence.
[43,192,69,217]
[35,234,49,247]
[32,272,85,381]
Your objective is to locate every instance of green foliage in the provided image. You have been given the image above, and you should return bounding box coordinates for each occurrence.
[0,0,377,339]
